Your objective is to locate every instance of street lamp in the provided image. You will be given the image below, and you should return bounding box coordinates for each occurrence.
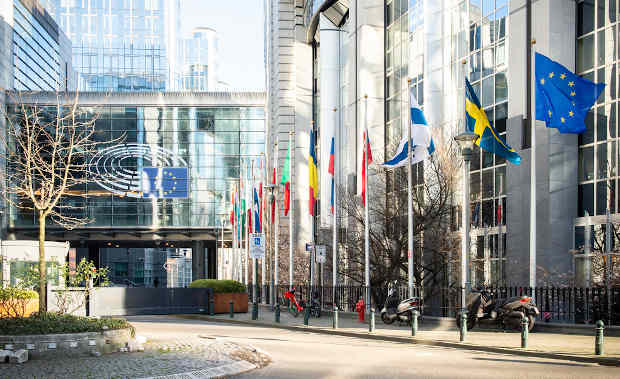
[454,131,478,340]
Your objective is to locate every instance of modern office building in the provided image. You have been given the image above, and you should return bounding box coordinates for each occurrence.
[47,0,180,91]
[176,27,219,91]
[265,0,613,287]
[0,0,73,91]
[5,91,265,286]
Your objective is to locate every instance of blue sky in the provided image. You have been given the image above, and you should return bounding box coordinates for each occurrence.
[180,0,265,90]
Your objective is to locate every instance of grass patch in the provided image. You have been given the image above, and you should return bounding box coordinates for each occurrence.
[0,312,133,336]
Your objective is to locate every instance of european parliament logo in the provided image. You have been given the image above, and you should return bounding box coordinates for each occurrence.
[141,167,189,198]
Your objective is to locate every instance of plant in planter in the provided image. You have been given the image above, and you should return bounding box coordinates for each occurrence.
[17,258,109,315]
[189,279,248,313]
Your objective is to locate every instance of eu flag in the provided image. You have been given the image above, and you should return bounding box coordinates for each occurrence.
[141,167,189,198]
[535,52,605,134]
[465,78,521,165]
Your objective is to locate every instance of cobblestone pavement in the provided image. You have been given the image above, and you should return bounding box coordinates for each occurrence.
[0,318,270,379]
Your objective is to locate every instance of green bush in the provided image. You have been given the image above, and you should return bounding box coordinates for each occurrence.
[0,288,38,318]
[188,279,246,293]
[0,312,133,336]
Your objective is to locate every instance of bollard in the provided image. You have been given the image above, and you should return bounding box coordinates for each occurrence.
[229,301,234,318]
[595,320,605,355]
[252,302,258,320]
[411,310,419,337]
[369,308,375,333]
[275,303,281,323]
[209,299,215,316]
[521,314,529,348]
[459,310,467,342]
[304,306,310,326]
[333,305,339,329]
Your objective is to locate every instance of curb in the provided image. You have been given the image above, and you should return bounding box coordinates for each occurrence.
[175,314,620,367]
[138,360,257,379]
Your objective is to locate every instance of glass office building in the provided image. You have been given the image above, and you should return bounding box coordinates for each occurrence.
[8,102,265,229]
[0,0,72,91]
[176,27,218,91]
[47,0,180,91]
[6,91,266,283]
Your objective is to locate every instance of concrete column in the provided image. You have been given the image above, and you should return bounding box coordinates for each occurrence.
[192,240,206,281]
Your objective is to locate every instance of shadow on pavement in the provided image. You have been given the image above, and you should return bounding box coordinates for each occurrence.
[472,357,591,367]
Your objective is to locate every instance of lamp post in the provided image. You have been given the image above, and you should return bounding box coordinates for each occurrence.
[453,131,478,316]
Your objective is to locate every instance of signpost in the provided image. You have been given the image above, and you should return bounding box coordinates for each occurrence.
[315,245,326,264]
[250,233,265,259]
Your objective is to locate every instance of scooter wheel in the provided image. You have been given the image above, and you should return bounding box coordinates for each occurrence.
[381,312,395,324]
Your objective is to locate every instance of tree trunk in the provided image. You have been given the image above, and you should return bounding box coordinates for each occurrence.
[38,212,47,313]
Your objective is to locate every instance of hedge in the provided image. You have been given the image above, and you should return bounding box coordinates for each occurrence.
[188,279,246,293]
[0,312,133,336]
[0,288,38,318]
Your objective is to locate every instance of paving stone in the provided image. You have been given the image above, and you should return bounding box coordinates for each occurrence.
[1,336,260,378]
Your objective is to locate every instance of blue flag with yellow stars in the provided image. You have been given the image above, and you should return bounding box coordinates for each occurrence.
[465,78,521,165]
[535,52,605,134]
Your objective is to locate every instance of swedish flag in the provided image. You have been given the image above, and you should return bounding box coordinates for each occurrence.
[535,53,605,134]
[465,78,521,165]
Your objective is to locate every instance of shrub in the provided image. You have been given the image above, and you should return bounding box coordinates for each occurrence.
[188,279,246,293]
[0,312,133,336]
[0,288,38,318]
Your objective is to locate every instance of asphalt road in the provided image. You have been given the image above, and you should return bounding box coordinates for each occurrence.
[129,316,620,379]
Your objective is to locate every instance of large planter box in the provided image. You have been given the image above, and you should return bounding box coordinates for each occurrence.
[213,293,248,313]
[0,327,133,359]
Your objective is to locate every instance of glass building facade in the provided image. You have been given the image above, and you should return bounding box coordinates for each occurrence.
[8,102,265,230]
[385,0,508,285]
[47,0,179,91]
[176,27,217,91]
[10,0,66,90]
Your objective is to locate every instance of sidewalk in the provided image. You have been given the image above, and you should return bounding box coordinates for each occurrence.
[177,306,620,367]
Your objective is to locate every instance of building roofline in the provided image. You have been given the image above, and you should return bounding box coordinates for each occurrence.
[5,91,266,107]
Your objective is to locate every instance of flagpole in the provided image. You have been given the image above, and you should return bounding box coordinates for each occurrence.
[310,122,315,288]
[244,163,249,286]
[289,130,294,289]
[274,141,279,301]
[530,39,537,290]
[261,154,266,303]
[364,95,371,310]
[252,159,258,303]
[499,175,503,285]
[406,81,415,298]
[332,107,339,325]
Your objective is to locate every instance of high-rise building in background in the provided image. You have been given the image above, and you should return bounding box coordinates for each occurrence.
[46,0,180,91]
[265,0,610,289]
[177,27,219,91]
[0,0,73,91]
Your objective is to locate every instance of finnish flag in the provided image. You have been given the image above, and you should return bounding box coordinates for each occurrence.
[381,90,435,169]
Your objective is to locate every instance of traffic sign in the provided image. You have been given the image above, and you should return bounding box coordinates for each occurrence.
[315,245,326,263]
[305,242,314,252]
[250,233,265,259]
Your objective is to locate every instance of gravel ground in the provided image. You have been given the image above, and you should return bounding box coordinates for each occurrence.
[0,335,270,379]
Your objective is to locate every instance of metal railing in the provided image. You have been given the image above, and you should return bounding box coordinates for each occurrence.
[247,284,620,326]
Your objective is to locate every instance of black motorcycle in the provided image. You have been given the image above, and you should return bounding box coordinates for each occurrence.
[456,287,539,332]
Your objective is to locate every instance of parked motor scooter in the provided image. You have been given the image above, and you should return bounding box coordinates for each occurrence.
[456,287,539,331]
[380,281,419,325]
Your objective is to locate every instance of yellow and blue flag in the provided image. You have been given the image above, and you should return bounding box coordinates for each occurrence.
[465,78,521,165]
[309,128,319,216]
[535,52,605,134]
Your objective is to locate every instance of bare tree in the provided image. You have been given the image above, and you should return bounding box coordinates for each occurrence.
[1,92,120,312]
[321,138,461,302]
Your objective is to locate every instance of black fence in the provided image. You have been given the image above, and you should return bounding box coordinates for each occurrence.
[247,284,620,326]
